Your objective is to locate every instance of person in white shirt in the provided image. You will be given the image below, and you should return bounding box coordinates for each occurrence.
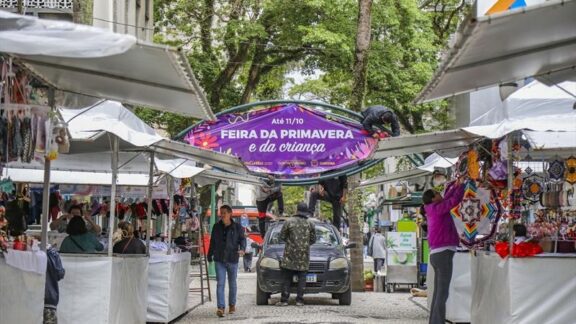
[368,227,387,272]
[243,230,255,272]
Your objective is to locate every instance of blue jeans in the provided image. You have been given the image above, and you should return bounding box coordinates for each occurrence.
[215,261,238,309]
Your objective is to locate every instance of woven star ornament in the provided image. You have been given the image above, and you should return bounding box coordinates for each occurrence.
[450,180,501,247]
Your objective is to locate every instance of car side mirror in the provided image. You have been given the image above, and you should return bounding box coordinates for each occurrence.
[345,242,357,249]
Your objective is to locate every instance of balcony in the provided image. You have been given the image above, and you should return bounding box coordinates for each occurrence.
[0,0,73,20]
[0,0,72,9]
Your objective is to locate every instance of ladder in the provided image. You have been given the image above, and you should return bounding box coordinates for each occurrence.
[189,216,211,304]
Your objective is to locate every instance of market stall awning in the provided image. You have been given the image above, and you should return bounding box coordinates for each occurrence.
[149,140,249,175]
[154,158,205,179]
[2,168,150,186]
[415,0,576,103]
[373,129,481,159]
[0,11,214,120]
[59,100,248,174]
[417,153,457,172]
[523,131,576,152]
[358,169,430,188]
[196,169,263,187]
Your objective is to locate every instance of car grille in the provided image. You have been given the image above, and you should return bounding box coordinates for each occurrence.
[308,262,326,273]
[306,282,323,288]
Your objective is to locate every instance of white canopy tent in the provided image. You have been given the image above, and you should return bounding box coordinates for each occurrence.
[358,169,430,189]
[59,100,248,174]
[374,129,481,159]
[464,81,576,143]
[0,11,214,120]
[416,0,576,103]
[376,80,576,161]
[359,153,456,188]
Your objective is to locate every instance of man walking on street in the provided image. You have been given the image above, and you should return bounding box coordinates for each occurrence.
[256,175,284,238]
[308,175,347,232]
[368,227,386,272]
[207,205,247,317]
[277,202,316,306]
[423,177,465,324]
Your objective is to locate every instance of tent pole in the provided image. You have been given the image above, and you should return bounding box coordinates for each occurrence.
[146,151,155,253]
[208,183,216,277]
[39,157,51,251]
[40,88,55,252]
[167,175,174,255]
[108,135,119,256]
[507,133,515,254]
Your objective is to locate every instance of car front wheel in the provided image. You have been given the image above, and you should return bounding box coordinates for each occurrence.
[338,287,352,305]
[256,283,269,305]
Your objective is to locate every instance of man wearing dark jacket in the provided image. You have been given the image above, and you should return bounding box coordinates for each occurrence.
[207,205,247,318]
[276,202,316,306]
[361,105,400,137]
[44,246,65,324]
[308,175,348,232]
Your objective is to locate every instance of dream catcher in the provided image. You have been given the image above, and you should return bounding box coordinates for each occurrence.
[565,156,576,185]
[450,180,501,247]
[548,159,565,181]
[521,174,544,203]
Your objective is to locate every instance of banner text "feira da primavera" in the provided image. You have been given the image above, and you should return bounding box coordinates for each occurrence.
[220,129,354,140]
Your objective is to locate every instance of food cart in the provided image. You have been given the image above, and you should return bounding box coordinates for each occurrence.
[384,231,418,292]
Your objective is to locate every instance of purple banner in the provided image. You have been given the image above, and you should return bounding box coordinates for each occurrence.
[183,104,378,176]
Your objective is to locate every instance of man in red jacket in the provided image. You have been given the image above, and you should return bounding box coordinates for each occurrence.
[422,177,465,324]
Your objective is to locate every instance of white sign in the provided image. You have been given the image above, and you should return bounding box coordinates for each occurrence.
[386,232,416,251]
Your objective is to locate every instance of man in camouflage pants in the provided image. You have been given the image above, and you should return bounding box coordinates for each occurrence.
[276,202,316,306]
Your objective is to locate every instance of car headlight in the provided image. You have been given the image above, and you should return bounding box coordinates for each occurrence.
[329,258,348,270]
[260,257,280,269]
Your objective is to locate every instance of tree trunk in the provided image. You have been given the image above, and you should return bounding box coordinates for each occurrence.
[347,174,365,292]
[350,0,373,112]
[200,0,215,56]
[73,0,82,23]
[240,43,266,103]
[209,41,251,109]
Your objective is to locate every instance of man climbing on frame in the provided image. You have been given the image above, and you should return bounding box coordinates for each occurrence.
[360,105,401,138]
[308,175,347,232]
[256,175,283,238]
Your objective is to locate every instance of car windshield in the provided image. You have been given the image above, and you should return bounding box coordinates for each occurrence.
[267,224,339,246]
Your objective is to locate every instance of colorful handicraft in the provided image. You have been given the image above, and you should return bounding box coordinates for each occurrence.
[450,180,501,247]
[467,148,480,180]
[521,174,544,203]
[565,156,576,185]
[548,159,565,181]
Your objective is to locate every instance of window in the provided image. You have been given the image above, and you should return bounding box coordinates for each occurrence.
[267,224,339,246]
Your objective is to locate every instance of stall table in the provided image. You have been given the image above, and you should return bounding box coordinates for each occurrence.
[0,250,47,324]
[147,252,191,323]
[427,251,472,323]
[58,255,148,324]
[471,252,576,324]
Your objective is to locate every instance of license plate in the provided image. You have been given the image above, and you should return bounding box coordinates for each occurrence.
[293,274,317,283]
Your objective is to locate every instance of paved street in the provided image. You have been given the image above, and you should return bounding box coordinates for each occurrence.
[180,270,429,324]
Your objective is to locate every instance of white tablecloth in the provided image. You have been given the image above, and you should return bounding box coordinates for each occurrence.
[0,254,46,324]
[4,249,47,274]
[58,255,148,324]
[147,252,191,323]
[471,253,576,324]
[427,252,472,323]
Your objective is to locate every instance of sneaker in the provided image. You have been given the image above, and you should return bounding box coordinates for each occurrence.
[275,301,289,306]
[229,305,236,314]
[296,301,304,306]
[216,308,225,317]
